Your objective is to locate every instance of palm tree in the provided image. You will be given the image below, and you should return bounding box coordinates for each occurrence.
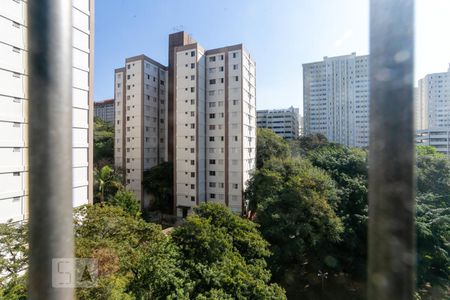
[94,165,123,203]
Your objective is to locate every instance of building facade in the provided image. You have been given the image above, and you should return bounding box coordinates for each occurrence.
[170,32,257,217]
[257,107,300,139]
[303,53,369,147]
[416,65,450,129]
[94,99,115,124]
[415,64,450,155]
[416,129,450,156]
[114,56,168,208]
[0,0,94,222]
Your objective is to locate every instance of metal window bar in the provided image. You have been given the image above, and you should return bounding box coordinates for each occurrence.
[369,0,415,299]
[28,0,74,299]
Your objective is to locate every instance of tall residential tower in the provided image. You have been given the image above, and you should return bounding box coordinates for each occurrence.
[114,56,168,209]
[170,33,257,217]
[303,53,369,147]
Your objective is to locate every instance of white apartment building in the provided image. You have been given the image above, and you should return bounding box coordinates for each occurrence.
[114,55,168,208]
[414,64,450,156]
[94,99,115,124]
[170,32,256,217]
[0,0,94,222]
[303,53,369,147]
[257,107,300,140]
[416,65,450,129]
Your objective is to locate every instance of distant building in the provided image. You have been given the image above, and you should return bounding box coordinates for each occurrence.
[415,64,450,156]
[303,53,369,147]
[114,55,168,209]
[94,99,115,124]
[256,107,300,139]
[416,65,450,129]
[416,129,450,156]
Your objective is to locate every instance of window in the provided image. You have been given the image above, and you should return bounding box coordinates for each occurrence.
[209,102,216,108]
[235,76,239,81]
[191,63,195,69]
[209,171,216,176]
[209,136,215,142]
[209,182,216,188]
[232,53,237,58]
[191,196,195,202]
[191,75,195,80]
[191,51,195,57]
[191,99,195,105]
[190,123,195,129]
[234,136,238,141]
[191,87,195,93]
[232,183,239,189]
[190,160,195,165]
[233,100,239,105]
[219,66,224,72]
[190,148,195,153]
[209,79,216,85]
[209,125,216,130]
[220,78,224,83]
[220,55,224,60]
[233,64,238,70]
[209,159,216,164]
[210,193,216,199]
[209,56,216,62]
[191,184,195,189]
[190,172,195,178]
[209,113,216,119]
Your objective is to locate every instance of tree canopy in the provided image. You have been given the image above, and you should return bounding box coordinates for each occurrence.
[256,128,290,169]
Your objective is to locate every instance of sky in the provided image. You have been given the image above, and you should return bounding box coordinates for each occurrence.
[94,0,450,114]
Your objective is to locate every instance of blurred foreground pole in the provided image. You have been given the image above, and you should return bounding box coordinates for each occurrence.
[28,0,74,299]
[369,0,415,300]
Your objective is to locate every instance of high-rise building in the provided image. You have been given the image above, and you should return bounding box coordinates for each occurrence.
[170,32,257,217]
[114,56,168,209]
[415,64,450,156]
[0,0,94,222]
[416,65,450,129]
[114,32,256,216]
[303,53,369,147]
[94,99,115,124]
[256,107,300,140]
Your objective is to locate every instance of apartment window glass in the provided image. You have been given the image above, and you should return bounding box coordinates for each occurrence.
[190,160,195,165]
[191,51,195,57]
[209,159,216,164]
[209,79,216,85]
[209,56,216,62]
[209,171,216,176]
[191,63,195,69]
[209,113,216,119]
[233,64,238,70]
[209,136,215,142]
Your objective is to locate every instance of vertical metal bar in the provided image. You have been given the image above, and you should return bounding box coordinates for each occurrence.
[28,0,74,299]
[369,0,415,299]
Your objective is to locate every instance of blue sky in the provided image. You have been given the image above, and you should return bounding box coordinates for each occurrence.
[94,0,450,113]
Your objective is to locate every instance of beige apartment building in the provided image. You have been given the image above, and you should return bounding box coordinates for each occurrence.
[0,0,94,222]
[170,32,257,217]
[115,32,256,217]
[114,56,168,209]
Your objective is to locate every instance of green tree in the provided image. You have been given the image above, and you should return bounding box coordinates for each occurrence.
[306,144,369,278]
[142,161,173,214]
[416,146,450,199]
[172,203,286,299]
[75,205,189,299]
[256,128,290,169]
[289,133,328,157]
[0,221,28,300]
[94,165,123,203]
[248,157,343,283]
[94,117,114,167]
[108,188,140,216]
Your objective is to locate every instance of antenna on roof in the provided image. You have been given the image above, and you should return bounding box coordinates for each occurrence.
[172,25,184,32]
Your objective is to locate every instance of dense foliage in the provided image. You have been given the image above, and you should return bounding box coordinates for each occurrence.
[94,117,114,168]
[256,128,290,169]
[0,203,285,299]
